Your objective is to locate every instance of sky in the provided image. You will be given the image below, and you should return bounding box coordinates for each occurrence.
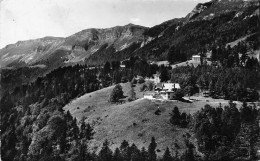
[0,0,209,48]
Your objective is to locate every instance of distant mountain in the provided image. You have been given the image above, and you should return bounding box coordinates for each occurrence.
[86,0,259,64]
[130,0,259,61]
[0,24,147,68]
[0,37,64,68]
[0,0,258,69]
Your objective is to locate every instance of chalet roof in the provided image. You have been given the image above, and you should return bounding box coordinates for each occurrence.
[162,83,180,90]
[155,83,180,91]
[192,55,200,58]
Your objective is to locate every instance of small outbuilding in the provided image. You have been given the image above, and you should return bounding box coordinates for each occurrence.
[192,55,201,62]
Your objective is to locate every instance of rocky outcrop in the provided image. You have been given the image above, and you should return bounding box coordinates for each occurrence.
[185,0,258,21]
[186,1,214,20]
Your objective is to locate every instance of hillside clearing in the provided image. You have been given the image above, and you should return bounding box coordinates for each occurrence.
[63,82,246,156]
[171,60,212,69]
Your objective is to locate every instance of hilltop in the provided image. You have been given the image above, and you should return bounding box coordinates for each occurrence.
[63,82,233,156]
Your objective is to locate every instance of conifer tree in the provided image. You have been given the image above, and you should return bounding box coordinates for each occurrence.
[120,140,129,150]
[77,140,90,161]
[162,147,173,161]
[131,143,141,161]
[140,147,148,161]
[120,140,130,161]
[104,62,111,74]
[80,119,94,140]
[72,118,79,140]
[128,84,136,101]
[170,106,181,125]
[99,140,113,161]
[148,137,157,161]
[160,68,169,83]
[112,148,123,161]
[182,142,195,161]
[109,84,124,102]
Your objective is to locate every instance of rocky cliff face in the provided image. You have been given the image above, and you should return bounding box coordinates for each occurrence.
[186,1,213,20]
[0,37,65,68]
[186,0,258,21]
[0,24,147,68]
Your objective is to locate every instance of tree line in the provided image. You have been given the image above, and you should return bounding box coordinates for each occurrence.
[170,64,259,101]
[169,102,260,161]
[191,102,260,161]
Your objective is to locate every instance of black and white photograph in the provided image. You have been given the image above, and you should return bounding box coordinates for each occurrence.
[0,0,260,160]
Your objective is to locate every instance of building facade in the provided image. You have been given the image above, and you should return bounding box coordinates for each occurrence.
[155,83,181,100]
[192,55,201,62]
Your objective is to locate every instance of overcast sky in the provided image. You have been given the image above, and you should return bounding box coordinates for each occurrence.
[0,0,209,48]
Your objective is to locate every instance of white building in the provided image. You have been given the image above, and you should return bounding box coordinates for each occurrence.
[162,83,181,91]
[192,55,201,62]
[150,61,170,67]
[155,83,181,100]
[143,93,155,99]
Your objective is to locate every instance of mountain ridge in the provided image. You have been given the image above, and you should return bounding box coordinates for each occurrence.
[0,0,258,69]
[0,23,148,68]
